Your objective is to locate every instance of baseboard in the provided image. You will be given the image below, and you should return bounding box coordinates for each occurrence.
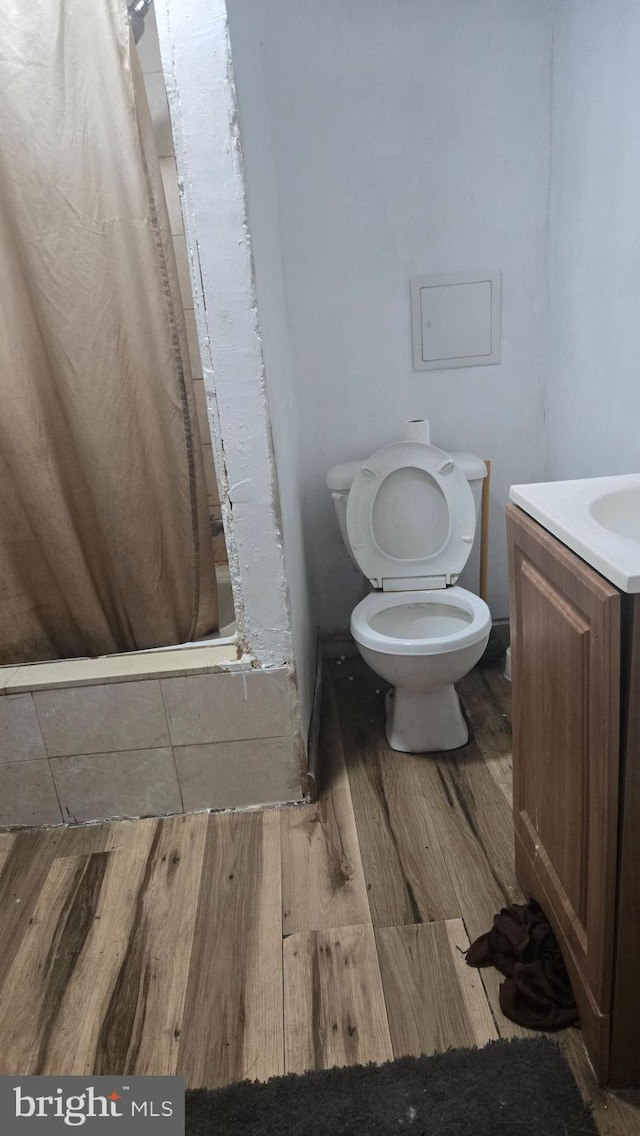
[304,640,324,802]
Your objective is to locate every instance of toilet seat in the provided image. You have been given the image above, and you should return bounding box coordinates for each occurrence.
[346,442,477,590]
[350,587,491,656]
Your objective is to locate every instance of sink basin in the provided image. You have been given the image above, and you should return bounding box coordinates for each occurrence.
[510,473,640,593]
[590,486,640,542]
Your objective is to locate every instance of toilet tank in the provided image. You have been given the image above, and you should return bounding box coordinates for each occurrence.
[326,452,487,590]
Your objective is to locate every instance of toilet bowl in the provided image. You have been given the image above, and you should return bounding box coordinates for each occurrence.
[350,587,491,751]
[327,421,491,754]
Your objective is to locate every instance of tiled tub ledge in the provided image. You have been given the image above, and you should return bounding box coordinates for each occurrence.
[0,650,305,828]
[0,642,244,694]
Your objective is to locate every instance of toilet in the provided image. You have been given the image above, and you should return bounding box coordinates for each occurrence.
[326,421,491,753]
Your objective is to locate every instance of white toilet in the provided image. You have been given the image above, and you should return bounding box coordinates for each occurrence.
[326,421,491,753]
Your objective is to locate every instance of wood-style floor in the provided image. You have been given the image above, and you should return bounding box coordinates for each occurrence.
[0,654,638,1134]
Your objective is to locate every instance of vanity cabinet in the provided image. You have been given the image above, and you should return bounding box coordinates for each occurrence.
[507,503,640,1086]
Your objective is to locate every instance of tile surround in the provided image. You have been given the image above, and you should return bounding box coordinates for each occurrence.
[212,529,228,565]
[193,379,209,444]
[175,737,298,811]
[172,236,193,306]
[161,670,291,747]
[4,644,238,694]
[0,667,303,828]
[34,681,170,758]
[216,565,237,636]
[144,72,174,158]
[51,748,182,824]
[136,6,163,74]
[201,444,220,505]
[184,310,203,378]
[0,761,62,828]
[140,39,224,547]
[159,157,184,237]
[0,694,46,762]
[0,667,19,694]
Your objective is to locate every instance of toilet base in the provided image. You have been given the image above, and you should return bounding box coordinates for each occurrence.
[385,684,468,753]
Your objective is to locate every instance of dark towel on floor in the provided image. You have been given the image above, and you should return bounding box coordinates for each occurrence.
[465,901,579,1031]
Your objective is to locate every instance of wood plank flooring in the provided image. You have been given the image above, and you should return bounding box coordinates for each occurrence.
[280,680,370,934]
[0,653,637,1134]
[283,924,392,1073]
[177,809,283,1088]
[375,920,498,1056]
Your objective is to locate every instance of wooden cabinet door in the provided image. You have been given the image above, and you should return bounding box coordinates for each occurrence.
[507,505,620,1034]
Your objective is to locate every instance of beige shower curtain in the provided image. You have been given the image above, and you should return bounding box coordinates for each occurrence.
[0,0,218,664]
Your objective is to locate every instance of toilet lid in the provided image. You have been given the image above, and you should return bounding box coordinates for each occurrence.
[345,442,477,589]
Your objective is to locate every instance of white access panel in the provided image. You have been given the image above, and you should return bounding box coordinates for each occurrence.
[411,271,501,371]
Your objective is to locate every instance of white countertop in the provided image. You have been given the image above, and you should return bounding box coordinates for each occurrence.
[510,473,640,594]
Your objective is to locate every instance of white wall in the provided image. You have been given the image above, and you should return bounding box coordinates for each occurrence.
[156,0,316,741]
[137,8,228,565]
[545,2,640,482]
[227,0,552,628]
[152,0,640,692]
[226,3,317,735]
